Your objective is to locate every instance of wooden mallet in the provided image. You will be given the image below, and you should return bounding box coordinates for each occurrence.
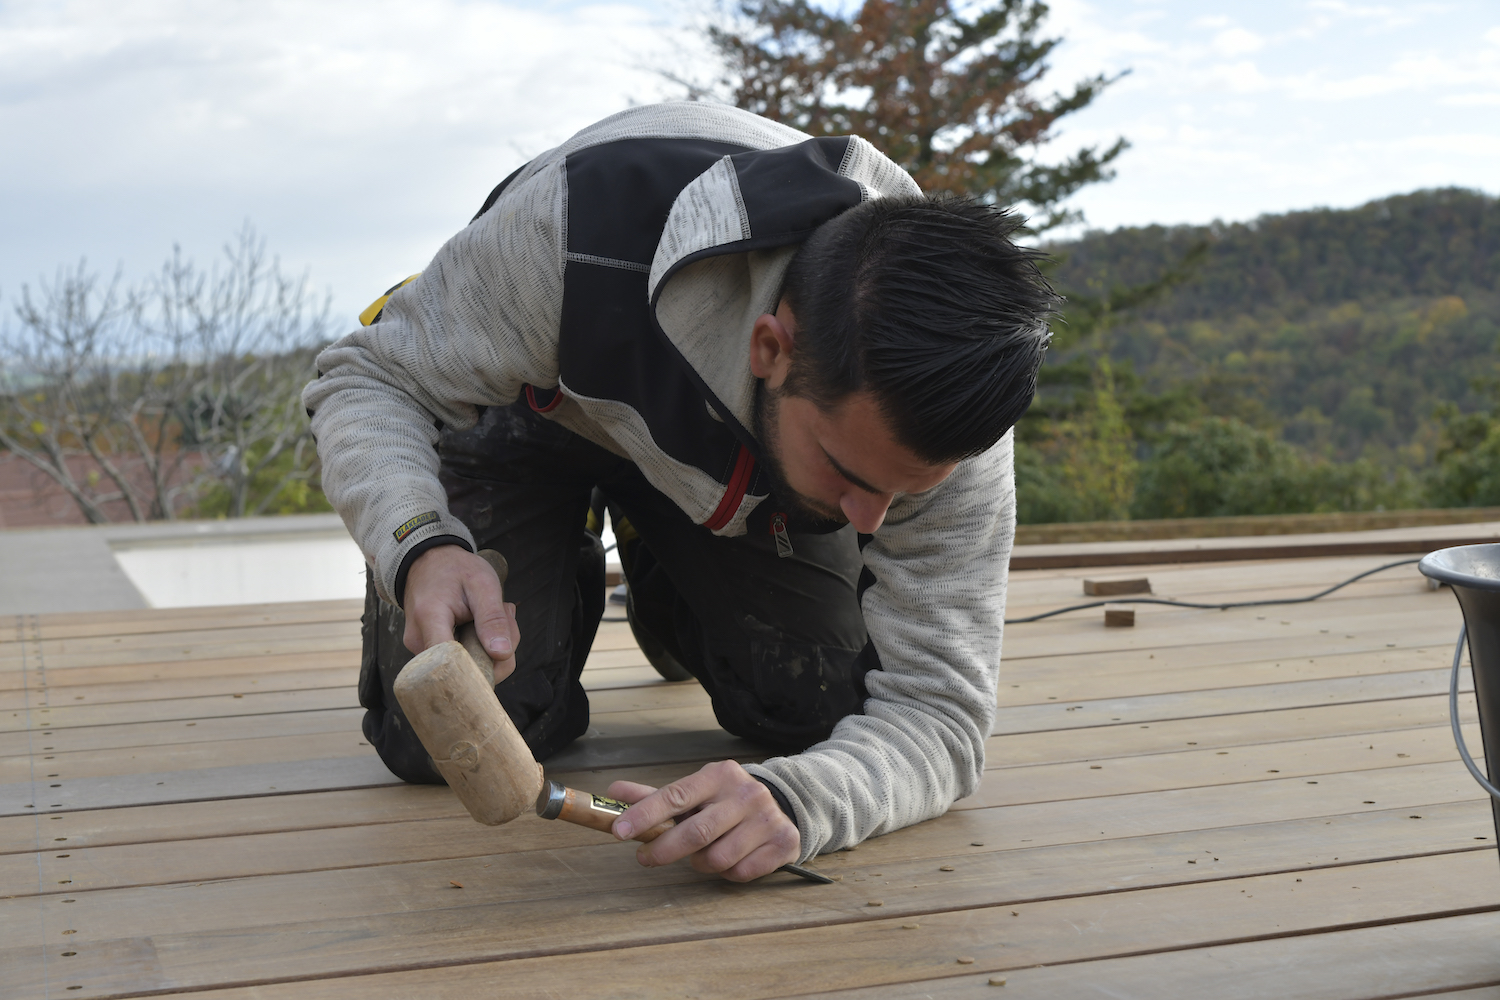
[391,549,655,832]
[390,550,829,880]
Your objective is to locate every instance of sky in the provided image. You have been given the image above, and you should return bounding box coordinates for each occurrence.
[1,0,1497,329]
[1041,0,1500,240]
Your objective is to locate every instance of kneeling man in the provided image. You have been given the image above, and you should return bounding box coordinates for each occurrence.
[304,101,1055,882]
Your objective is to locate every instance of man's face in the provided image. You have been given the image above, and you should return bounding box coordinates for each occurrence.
[752,382,958,535]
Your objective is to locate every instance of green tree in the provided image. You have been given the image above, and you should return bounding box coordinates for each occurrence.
[186,435,333,519]
[701,0,1126,230]
[1015,359,1136,522]
[1131,417,1421,520]
[1428,382,1500,507]
[1045,241,1209,350]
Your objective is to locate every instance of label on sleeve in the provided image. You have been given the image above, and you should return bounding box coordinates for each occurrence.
[393,511,440,543]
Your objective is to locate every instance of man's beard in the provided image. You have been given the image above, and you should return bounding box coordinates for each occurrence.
[751,380,847,526]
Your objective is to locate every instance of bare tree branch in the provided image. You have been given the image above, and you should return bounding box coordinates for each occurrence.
[0,227,332,524]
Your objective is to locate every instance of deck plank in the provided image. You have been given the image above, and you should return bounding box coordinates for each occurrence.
[0,729,761,817]
[984,722,1486,806]
[0,667,357,709]
[0,652,359,696]
[9,599,364,637]
[0,682,709,760]
[985,693,1475,767]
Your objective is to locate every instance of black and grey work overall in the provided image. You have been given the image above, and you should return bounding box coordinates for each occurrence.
[357,398,873,783]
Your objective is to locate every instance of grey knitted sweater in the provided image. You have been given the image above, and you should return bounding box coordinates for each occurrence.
[304,103,1015,863]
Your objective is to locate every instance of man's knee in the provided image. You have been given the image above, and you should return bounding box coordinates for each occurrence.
[622,558,869,751]
[357,575,443,784]
[715,614,868,750]
[609,520,869,751]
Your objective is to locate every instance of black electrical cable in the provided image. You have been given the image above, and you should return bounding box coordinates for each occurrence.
[1003,556,1424,625]
[598,555,1426,628]
[1447,624,1500,801]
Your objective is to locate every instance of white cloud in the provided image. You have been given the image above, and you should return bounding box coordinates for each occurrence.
[1040,0,1499,236]
[1,0,692,178]
[1390,131,1500,157]
[1212,59,1271,93]
[0,0,708,318]
[1442,92,1500,105]
[1212,27,1265,55]
[1303,0,1428,30]
[0,0,1495,303]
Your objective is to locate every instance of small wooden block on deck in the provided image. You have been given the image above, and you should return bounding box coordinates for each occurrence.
[1084,576,1152,596]
[1103,605,1136,627]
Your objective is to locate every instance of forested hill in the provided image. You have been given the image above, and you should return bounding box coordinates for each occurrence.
[1009,189,1500,523]
[1036,188,1500,472]
[1048,188,1500,322]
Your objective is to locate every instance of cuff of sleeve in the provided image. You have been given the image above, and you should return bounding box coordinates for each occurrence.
[747,769,807,861]
[394,535,474,608]
[371,509,476,607]
[752,774,796,823]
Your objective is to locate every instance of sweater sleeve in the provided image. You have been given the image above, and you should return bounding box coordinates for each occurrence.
[302,158,567,605]
[745,431,1014,862]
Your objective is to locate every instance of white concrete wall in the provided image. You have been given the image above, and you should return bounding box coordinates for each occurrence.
[3,512,621,614]
[112,534,368,608]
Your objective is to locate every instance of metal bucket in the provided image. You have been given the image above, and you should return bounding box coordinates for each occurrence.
[1419,544,1500,857]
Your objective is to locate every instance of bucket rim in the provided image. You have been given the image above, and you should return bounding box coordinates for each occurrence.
[1418,543,1500,592]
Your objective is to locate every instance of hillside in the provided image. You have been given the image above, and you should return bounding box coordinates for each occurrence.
[1052,188,1500,318]
[1045,187,1500,461]
[1016,189,1500,523]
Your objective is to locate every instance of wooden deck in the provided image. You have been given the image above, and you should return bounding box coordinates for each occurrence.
[4,550,1499,999]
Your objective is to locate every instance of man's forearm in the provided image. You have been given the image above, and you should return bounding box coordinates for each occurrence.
[305,359,478,605]
[304,158,570,603]
[747,435,1015,859]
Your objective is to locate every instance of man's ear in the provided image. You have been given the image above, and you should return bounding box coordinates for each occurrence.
[749,302,797,388]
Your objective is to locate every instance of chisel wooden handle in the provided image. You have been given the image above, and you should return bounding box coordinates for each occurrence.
[535,779,675,842]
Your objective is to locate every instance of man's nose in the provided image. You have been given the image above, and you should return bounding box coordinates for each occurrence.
[840,492,892,534]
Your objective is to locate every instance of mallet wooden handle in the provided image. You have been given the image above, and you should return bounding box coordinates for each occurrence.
[454,549,510,680]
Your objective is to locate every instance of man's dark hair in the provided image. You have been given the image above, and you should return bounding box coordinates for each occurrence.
[780,195,1056,463]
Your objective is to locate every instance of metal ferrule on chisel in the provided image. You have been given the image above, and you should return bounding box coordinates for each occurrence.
[536,778,568,820]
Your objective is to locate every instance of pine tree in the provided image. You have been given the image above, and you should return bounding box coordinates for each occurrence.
[704,0,1126,230]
